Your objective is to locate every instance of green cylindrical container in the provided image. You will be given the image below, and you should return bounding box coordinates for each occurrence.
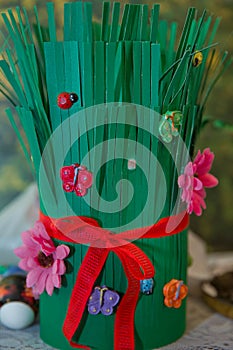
[38,104,189,350]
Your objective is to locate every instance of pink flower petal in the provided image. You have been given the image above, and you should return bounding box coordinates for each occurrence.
[181,187,192,203]
[52,274,61,288]
[32,236,54,253]
[32,289,40,300]
[184,162,194,177]
[14,246,32,259]
[178,174,185,188]
[187,201,194,215]
[18,256,38,271]
[57,260,66,275]
[52,259,66,275]
[182,174,193,191]
[46,274,55,296]
[41,240,56,255]
[36,270,49,295]
[192,202,203,216]
[194,148,215,176]
[193,177,203,191]
[14,245,37,258]
[27,267,43,288]
[55,245,70,259]
[52,259,59,274]
[18,258,31,271]
[27,257,38,269]
[193,149,202,164]
[21,231,38,249]
[178,169,194,206]
[199,173,219,188]
[192,192,207,216]
[197,187,206,199]
[34,222,51,240]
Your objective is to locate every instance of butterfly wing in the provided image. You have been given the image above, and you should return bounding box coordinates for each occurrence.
[78,169,93,189]
[159,119,173,143]
[60,166,75,192]
[88,288,101,315]
[74,184,87,197]
[101,290,120,316]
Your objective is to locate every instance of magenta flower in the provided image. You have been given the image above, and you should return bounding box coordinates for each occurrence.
[178,148,219,216]
[14,222,70,297]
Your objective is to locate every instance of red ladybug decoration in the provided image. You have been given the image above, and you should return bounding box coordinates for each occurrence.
[60,164,93,197]
[57,92,78,109]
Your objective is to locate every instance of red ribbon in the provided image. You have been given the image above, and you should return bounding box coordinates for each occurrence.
[40,211,189,350]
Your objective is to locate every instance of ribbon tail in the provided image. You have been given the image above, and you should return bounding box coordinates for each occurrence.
[63,247,109,348]
[114,254,140,350]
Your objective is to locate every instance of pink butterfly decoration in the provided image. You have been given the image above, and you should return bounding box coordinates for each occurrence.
[60,164,93,197]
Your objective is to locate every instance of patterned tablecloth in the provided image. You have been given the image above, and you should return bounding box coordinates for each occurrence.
[0,309,233,350]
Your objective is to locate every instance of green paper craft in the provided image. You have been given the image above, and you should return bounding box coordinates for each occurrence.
[0,2,231,350]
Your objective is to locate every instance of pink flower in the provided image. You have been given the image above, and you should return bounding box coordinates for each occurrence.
[14,222,70,297]
[178,148,218,216]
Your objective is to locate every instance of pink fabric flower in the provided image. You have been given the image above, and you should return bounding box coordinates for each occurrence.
[178,148,218,216]
[14,222,70,297]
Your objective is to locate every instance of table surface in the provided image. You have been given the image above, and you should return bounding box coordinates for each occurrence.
[0,297,233,350]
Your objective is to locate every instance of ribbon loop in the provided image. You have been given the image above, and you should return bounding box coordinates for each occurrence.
[115,244,155,280]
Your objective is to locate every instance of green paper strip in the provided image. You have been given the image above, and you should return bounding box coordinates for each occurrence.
[151,43,160,108]
[94,41,105,104]
[0,60,27,107]
[109,2,120,42]
[106,42,116,102]
[132,41,141,104]
[140,5,149,41]
[176,7,196,59]
[46,2,57,42]
[150,4,160,43]
[6,108,33,170]
[141,42,151,107]
[84,2,93,43]
[101,2,110,42]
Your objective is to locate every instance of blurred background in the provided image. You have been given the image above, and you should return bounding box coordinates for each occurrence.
[0,0,232,252]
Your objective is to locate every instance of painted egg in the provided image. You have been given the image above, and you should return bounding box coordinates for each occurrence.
[0,301,35,330]
[0,275,38,314]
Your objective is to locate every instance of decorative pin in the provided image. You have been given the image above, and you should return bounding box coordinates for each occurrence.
[88,286,120,316]
[192,51,203,67]
[60,164,92,197]
[140,278,154,295]
[127,159,137,170]
[57,92,79,109]
[159,110,183,143]
[163,279,188,308]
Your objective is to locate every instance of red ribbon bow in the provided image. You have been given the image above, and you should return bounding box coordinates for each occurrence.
[40,211,189,350]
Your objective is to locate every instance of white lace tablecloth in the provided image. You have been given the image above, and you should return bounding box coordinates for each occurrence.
[0,313,232,350]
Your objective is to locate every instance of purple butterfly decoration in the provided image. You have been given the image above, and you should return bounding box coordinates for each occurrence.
[87,286,120,316]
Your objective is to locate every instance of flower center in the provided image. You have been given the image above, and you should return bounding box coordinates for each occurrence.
[37,251,54,268]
